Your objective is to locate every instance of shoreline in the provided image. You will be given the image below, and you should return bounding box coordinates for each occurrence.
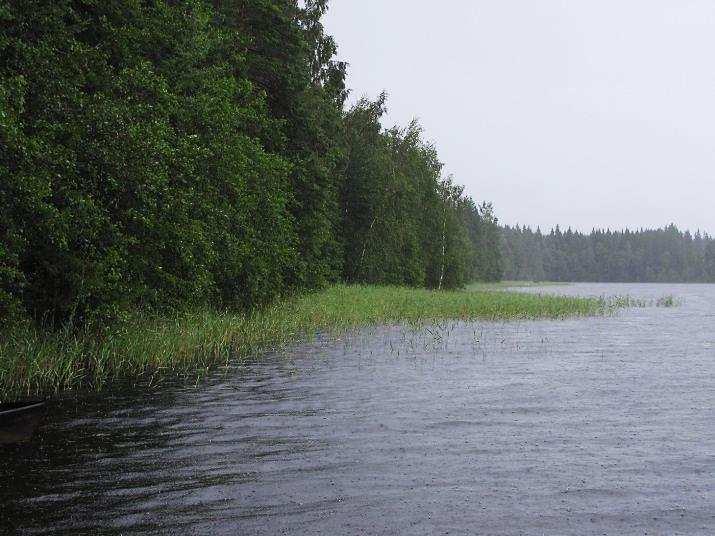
[0,284,607,404]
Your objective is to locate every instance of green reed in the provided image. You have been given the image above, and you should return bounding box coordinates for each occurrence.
[0,284,610,403]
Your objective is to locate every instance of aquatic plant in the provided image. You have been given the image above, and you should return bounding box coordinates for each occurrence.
[655,295,682,307]
[600,294,683,309]
[603,295,649,308]
[0,285,606,403]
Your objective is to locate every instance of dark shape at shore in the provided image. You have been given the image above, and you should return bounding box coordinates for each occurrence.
[0,401,45,446]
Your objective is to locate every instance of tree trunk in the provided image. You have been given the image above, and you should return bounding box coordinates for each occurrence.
[358,216,377,280]
[438,207,447,290]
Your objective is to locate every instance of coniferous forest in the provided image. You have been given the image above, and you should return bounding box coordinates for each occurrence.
[0,1,503,329]
[502,224,715,283]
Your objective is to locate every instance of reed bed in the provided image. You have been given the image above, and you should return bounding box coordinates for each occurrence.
[0,284,609,402]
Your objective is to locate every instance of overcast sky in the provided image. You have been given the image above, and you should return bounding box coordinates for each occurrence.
[323,1,715,234]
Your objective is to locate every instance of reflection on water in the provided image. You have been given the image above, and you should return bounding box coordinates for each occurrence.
[2,283,714,535]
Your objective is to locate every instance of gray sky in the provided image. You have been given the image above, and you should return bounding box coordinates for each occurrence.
[323,1,715,234]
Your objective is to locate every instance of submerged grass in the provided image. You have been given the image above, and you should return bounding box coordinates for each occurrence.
[655,295,682,307]
[601,294,683,308]
[0,284,609,403]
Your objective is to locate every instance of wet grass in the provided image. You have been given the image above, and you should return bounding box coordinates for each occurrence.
[655,295,682,307]
[602,294,683,308]
[0,284,610,403]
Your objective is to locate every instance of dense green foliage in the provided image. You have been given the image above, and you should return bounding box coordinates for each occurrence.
[463,200,503,282]
[340,96,502,288]
[502,224,715,282]
[0,0,501,329]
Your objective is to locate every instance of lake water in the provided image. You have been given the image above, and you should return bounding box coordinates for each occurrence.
[1,283,714,535]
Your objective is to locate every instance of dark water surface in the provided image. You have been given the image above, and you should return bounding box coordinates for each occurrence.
[2,283,714,535]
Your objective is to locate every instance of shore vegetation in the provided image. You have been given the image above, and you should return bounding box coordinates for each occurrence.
[0,285,608,403]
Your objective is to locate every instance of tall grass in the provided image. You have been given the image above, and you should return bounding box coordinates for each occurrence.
[0,285,609,403]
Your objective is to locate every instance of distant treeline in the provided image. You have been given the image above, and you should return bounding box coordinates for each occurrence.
[502,224,715,282]
[0,1,502,327]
